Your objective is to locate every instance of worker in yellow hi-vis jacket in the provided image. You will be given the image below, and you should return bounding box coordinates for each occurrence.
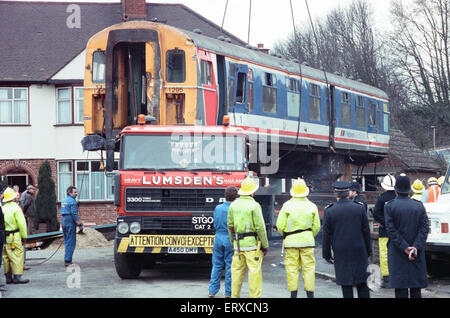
[2,187,29,284]
[227,176,269,298]
[276,178,320,298]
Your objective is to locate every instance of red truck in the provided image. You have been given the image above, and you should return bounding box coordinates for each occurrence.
[112,120,248,278]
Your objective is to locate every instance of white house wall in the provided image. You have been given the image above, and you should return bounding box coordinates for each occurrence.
[51,50,86,81]
[0,84,101,161]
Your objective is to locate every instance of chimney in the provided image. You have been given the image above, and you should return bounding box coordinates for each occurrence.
[122,0,147,21]
[257,43,269,55]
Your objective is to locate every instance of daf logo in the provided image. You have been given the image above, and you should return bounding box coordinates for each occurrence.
[205,197,226,203]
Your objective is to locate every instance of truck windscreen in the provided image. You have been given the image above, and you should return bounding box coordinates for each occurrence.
[121,134,246,171]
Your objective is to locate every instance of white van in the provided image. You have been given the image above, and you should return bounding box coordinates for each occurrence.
[424,166,450,267]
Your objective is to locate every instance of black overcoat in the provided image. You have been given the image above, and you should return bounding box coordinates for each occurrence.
[384,196,429,288]
[372,190,396,237]
[322,198,372,286]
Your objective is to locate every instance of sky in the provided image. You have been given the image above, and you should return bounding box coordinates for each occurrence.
[13,0,393,48]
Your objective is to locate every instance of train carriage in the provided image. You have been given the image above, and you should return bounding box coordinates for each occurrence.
[82,20,389,186]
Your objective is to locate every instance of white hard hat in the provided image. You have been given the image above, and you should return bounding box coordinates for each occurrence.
[381,174,396,191]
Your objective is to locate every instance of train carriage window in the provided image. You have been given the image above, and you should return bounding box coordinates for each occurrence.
[236,72,247,103]
[166,49,185,83]
[92,51,106,84]
[200,60,213,86]
[248,69,254,111]
[263,72,277,113]
[369,102,377,126]
[341,92,351,126]
[383,103,389,133]
[287,78,300,118]
[377,103,381,131]
[228,78,235,107]
[356,96,365,128]
[308,83,321,121]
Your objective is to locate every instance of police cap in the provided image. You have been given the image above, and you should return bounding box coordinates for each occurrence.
[350,181,362,192]
[332,181,351,191]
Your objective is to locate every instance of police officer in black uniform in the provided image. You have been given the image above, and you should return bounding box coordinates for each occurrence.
[385,174,429,298]
[0,184,6,292]
[350,181,368,214]
[322,181,372,298]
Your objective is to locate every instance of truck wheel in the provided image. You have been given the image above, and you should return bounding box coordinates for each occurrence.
[114,240,143,279]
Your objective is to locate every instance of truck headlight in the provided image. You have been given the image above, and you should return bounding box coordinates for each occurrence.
[130,222,141,234]
[117,222,129,234]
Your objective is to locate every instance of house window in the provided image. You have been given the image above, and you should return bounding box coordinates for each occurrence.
[341,92,351,126]
[287,78,300,118]
[57,160,118,201]
[263,72,277,113]
[0,87,28,124]
[56,86,84,124]
[74,88,84,123]
[356,96,365,128]
[308,83,321,121]
[166,49,185,83]
[76,160,118,201]
[58,161,73,201]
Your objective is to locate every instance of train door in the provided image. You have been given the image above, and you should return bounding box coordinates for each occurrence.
[198,49,218,126]
[355,95,369,146]
[228,63,249,114]
[216,55,226,125]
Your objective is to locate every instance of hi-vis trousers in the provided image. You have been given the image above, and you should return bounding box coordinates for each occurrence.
[378,237,389,277]
[3,243,25,275]
[285,247,315,292]
[231,248,263,298]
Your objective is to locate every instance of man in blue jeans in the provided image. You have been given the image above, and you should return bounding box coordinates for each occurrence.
[208,186,238,298]
[61,186,83,267]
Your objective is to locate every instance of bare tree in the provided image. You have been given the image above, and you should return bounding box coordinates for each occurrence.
[389,0,450,147]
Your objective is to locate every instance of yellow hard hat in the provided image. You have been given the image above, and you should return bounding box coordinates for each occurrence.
[437,176,445,186]
[290,178,309,198]
[411,179,425,194]
[427,177,438,186]
[238,176,259,196]
[2,187,18,203]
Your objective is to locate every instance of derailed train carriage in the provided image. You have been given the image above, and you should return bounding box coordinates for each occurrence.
[82,20,389,189]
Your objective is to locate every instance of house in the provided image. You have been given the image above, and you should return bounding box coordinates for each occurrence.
[352,128,443,193]
[0,0,246,226]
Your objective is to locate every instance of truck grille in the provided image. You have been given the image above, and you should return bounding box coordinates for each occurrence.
[125,188,225,212]
[142,216,193,230]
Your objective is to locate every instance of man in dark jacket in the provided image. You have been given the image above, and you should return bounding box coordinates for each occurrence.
[385,174,429,298]
[0,184,7,292]
[372,174,396,288]
[20,185,36,235]
[322,181,372,298]
[349,181,368,214]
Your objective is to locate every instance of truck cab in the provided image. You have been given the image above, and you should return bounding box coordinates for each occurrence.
[113,122,248,278]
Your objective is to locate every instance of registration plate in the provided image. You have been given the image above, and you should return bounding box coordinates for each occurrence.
[168,247,198,254]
